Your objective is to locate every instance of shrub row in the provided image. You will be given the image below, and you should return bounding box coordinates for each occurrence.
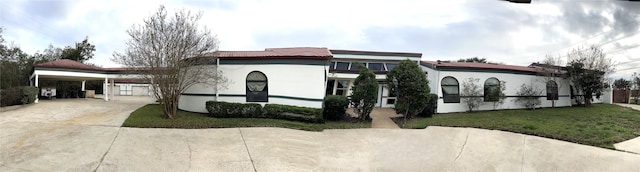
[0,86,38,107]
[264,104,323,123]
[205,101,323,123]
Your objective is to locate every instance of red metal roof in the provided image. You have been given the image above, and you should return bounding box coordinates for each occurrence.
[35,59,103,71]
[421,61,542,73]
[210,47,332,59]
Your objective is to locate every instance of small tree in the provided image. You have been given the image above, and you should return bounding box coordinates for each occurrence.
[631,72,640,103]
[461,78,483,112]
[386,59,430,118]
[565,46,614,107]
[514,83,543,110]
[113,6,224,119]
[613,78,630,90]
[486,80,507,110]
[458,57,487,63]
[350,64,378,121]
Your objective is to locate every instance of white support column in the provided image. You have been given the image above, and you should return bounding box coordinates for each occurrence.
[34,74,39,103]
[104,77,109,101]
[110,79,115,100]
[81,80,86,91]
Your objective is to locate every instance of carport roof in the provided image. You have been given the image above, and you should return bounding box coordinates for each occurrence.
[35,59,104,72]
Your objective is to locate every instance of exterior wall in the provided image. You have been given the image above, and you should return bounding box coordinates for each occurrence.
[180,63,326,113]
[328,53,422,109]
[132,85,149,96]
[433,70,572,113]
[422,66,439,95]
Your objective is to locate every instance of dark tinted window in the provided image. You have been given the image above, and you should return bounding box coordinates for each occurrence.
[368,63,384,71]
[336,62,349,70]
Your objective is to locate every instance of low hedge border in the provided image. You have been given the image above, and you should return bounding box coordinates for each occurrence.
[205,101,323,123]
[264,104,323,123]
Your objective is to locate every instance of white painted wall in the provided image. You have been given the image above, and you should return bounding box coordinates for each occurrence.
[180,64,326,113]
[433,70,573,113]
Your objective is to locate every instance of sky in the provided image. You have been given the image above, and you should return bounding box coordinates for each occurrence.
[1,0,639,79]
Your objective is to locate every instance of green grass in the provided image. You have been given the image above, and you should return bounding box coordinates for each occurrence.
[406,104,640,149]
[123,104,370,131]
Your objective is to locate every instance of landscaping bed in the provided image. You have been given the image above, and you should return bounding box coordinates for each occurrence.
[123,104,369,131]
[405,104,640,149]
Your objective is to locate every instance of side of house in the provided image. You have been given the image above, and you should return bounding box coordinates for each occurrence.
[178,47,331,113]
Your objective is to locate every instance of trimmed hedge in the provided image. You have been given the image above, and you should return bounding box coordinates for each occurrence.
[323,95,349,121]
[205,101,264,118]
[264,104,323,123]
[1,86,38,107]
[205,101,323,123]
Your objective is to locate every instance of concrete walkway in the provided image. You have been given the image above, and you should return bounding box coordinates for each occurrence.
[613,103,640,154]
[348,108,402,128]
[3,99,640,171]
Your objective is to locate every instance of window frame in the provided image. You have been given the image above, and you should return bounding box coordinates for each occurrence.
[246,71,268,102]
[441,76,460,103]
[546,80,559,100]
[484,77,500,102]
[335,62,350,70]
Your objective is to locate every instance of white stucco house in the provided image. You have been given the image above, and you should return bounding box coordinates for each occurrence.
[32,47,612,114]
[420,61,607,113]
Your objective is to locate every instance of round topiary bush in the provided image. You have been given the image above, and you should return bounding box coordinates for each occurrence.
[323,95,349,121]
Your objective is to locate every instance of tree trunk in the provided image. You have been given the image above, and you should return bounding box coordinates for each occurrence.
[162,95,178,119]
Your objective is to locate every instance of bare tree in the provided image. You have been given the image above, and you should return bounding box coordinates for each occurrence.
[113,6,225,119]
[538,54,564,107]
[461,77,482,112]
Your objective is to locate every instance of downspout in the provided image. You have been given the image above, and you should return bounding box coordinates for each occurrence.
[215,58,219,101]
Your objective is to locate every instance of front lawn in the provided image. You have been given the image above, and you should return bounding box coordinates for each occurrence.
[406,104,640,149]
[123,104,369,131]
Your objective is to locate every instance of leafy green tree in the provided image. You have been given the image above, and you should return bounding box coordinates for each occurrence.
[350,64,378,121]
[386,59,430,118]
[613,78,630,89]
[61,37,95,62]
[565,46,614,107]
[0,28,36,89]
[458,57,487,63]
[461,77,483,112]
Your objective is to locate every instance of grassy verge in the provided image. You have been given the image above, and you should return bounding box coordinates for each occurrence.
[123,104,369,131]
[405,104,640,149]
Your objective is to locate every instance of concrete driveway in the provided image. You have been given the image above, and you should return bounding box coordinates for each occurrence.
[2,98,640,171]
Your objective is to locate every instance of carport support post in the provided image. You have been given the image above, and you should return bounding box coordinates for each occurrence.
[110,79,115,100]
[34,74,39,103]
[104,78,109,101]
[81,80,86,91]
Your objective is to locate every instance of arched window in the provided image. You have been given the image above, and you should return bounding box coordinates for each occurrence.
[441,76,460,103]
[484,77,500,102]
[246,71,268,102]
[547,81,558,100]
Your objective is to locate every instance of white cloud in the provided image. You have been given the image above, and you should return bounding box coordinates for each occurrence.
[1,0,638,72]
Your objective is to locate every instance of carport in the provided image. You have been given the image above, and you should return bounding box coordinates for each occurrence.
[30,59,117,102]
